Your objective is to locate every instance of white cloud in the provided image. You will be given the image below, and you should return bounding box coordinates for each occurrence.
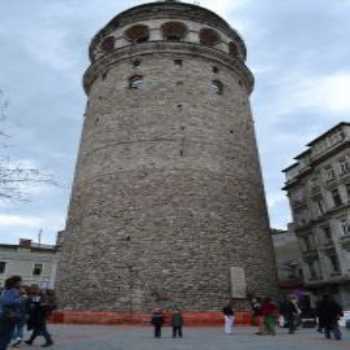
[259,70,350,119]
[295,71,350,115]
[0,214,42,228]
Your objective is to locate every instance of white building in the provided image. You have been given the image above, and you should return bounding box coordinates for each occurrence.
[283,122,350,308]
[0,239,58,289]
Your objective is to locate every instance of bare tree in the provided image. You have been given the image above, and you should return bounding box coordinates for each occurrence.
[0,89,57,201]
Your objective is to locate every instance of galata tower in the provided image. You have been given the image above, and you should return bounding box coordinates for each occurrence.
[56,0,278,312]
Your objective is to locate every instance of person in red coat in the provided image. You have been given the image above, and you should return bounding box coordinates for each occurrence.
[261,297,278,335]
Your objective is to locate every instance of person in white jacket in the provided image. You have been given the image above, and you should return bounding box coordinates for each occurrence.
[223,300,235,334]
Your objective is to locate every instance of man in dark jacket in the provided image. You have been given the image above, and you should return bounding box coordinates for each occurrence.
[284,296,299,334]
[151,308,164,338]
[320,295,343,341]
[25,287,54,347]
[171,309,184,338]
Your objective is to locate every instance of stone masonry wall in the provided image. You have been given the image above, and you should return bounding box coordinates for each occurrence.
[55,3,278,313]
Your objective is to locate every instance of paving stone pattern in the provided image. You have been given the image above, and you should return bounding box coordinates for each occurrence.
[29,325,350,350]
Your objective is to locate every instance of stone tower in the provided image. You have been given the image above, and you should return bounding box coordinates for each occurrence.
[56,0,278,312]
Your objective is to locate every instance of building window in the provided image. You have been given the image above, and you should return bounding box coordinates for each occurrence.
[33,264,43,276]
[340,218,350,236]
[199,28,220,47]
[0,261,6,274]
[132,59,141,68]
[101,36,115,52]
[228,41,239,57]
[125,24,150,44]
[314,198,326,216]
[210,80,224,95]
[328,255,340,273]
[301,235,314,252]
[307,261,317,279]
[324,166,336,182]
[339,159,350,176]
[174,59,183,66]
[331,188,343,207]
[161,22,187,41]
[322,226,332,244]
[128,75,144,89]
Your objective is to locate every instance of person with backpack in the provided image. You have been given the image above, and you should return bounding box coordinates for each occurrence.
[0,276,23,350]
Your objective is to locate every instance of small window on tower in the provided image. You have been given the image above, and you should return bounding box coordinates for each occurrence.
[210,80,224,95]
[229,41,239,57]
[162,22,187,41]
[199,28,220,47]
[174,59,183,66]
[125,25,150,44]
[101,36,115,52]
[129,75,144,89]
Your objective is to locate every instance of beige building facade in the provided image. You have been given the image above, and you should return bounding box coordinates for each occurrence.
[0,239,58,289]
[283,122,350,308]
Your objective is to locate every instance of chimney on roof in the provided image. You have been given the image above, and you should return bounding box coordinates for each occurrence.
[19,239,32,248]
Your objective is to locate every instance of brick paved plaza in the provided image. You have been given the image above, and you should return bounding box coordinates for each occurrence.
[25,325,350,350]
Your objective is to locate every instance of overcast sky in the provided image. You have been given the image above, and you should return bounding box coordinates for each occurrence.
[0,0,349,244]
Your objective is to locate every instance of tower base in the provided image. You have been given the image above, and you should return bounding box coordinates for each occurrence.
[50,310,253,326]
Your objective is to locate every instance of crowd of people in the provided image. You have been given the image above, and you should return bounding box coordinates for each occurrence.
[249,294,344,340]
[0,276,56,350]
[0,274,347,348]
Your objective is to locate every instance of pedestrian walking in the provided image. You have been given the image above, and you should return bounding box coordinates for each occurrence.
[11,286,29,347]
[151,308,164,338]
[261,297,278,336]
[315,297,326,333]
[284,295,300,334]
[320,295,343,341]
[251,297,264,335]
[25,286,55,347]
[223,299,235,335]
[171,308,184,338]
[0,276,23,350]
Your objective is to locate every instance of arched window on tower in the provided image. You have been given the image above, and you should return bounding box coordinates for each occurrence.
[101,36,115,52]
[229,41,239,58]
[129,75,144,89]
[161,22,188,41]
[199,28,220,47]
[125,24,150,44]
[210,80,224,95]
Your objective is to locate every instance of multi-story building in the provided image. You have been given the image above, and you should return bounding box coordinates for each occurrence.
[272,226,304,294]
[0,239,58,289]
[283,122,350,308]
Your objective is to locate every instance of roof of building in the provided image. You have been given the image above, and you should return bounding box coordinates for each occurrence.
[282,122,350,173]
[306,122,350,147]
[282,162,299,173]
[0,240,57,253]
